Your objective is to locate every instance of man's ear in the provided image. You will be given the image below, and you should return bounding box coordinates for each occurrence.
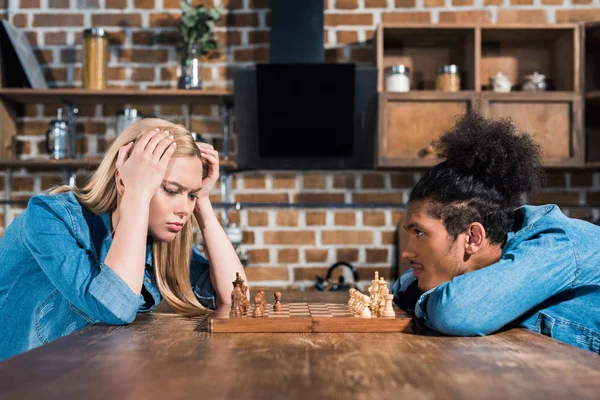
[115,169,125,197]
[465,222,486,255]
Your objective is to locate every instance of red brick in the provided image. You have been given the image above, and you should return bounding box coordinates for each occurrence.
[585,192,600,205]
[249,0,269,7]
[439,11,491,23]
[362,173,385,189]
[352,193,404,203]
[105,0,127,7]
[366,248,389,263]
[544,172,566,187]
[91,13,142,27]
[365,0,387,6]
[276,211,298,226]
[571,172,593,187]
[337,31,358,44]
[12,14,28,27]
[325,13,373,26]
[264,231,316,245]
[236,193,289,203]
[247,211,269,226]
[424,0,443,7]
[306,212,326,226]
[322,230,373,245]
[303,174,327,189]
[243,231,255,244]
[567,210,594,220]
[358,267,394,280]
[278,249,299,263]
[190,119,221,134]
[119,48,169,63]
[391,211,406,226]
[35,49,53,65]
[335,212,356,226]
[363,211,385,226]
[572,0,591,3]
[234,47,269,62]
[497,10,547,24]
[294,267,330,281]
[326,48,346,63]
[337,248,359,262]
[243,175,266,189]
[272,174,297,189]
[163,0,180,7]
[305,249,329,263]
[333,174,356,189]
[13,177,34,192]
[452,0,473,4]
[220,0,244,7]
[483,0,502,4]
[134,0,155,8]
[350,48,374,63]
[245,267,288,281]
[395,0,415,6]
[44,67,67,82]
[382,12,430,23]
[219,12,259,27]
[248,249,269,264]
[159,105,184,115]
[216,30,242,46]
[390,173,415,188]
[531,191,580,206]
[45,32,66,45]
[131,67,156,81]
[249,30,270,44]
[294,193,345,203]
[556,10,600,22]
[381,230,396,245]
[335,0,358,9]
[25,32,38,46]
[19,0,39,7]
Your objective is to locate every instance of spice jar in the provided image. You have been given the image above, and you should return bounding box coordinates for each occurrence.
[436,64,461,92]
[385,65,410,92]
[83,28,108,90]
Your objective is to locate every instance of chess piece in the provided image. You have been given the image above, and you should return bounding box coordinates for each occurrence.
[253,292,264,317]
[369,276,381,314]
[360,295,372,318]
[381,294,395,317]
[273,292,283,312]
[240,283,249,313]
[377,277,389,317]
[258,288,267,312]
[348,288,356,309]
[367,271,379,295]
[230,273,245,317]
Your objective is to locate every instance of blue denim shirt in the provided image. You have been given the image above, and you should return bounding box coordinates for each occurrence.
[392,204,600,354]
[0,192,216,361]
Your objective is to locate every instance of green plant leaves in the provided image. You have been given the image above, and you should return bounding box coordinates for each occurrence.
[180,1,224,57]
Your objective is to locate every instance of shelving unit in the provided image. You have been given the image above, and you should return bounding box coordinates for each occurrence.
[584,22,600,163]
[374,23,584,168]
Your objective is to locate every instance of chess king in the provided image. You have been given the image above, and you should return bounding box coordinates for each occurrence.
[391,110,600,354]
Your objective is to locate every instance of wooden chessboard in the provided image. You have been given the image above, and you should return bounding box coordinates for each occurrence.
[208,303,414,333]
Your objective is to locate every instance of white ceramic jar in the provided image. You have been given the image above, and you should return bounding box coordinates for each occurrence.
[385,65,410,92]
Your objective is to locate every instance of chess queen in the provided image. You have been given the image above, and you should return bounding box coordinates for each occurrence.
[0,119,247,361]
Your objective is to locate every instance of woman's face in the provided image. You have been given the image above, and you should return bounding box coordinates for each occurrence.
[148,156,204,242]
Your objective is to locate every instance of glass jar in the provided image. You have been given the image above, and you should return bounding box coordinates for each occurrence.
[436,64,461,92]
[83,28,108,90]
[385,65,410,92]
[116,107,144,135]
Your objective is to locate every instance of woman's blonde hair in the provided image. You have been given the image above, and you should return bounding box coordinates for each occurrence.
[50,118,210,315]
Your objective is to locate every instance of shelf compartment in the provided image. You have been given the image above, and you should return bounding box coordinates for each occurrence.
[480,26,579,92]
[376,24,476,92]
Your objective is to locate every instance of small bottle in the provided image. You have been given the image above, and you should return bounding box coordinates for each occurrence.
[436,64,461,92]
[385,65,410,92]
[83,28,108,90]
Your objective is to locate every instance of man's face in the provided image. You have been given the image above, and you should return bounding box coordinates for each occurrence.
[402,200,468,291]
[148,156,203,242]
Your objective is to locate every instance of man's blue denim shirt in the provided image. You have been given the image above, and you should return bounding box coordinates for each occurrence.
[393,204,600,354]
[0,192,216,361]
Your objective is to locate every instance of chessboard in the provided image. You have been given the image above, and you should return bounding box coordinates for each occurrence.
[208,303,414,333]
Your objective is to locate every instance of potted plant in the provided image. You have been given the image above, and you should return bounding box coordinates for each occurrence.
[178,1,225,89]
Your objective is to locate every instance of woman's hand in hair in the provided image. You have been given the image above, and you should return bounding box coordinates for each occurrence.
[195,142,220,202]
[116,128,177,200]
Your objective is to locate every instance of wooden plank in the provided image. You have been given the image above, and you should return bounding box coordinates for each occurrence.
[0,88,233,105]
[0,99,16,159]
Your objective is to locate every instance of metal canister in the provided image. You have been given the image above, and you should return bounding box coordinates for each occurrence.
[436,64,461,92]
[83,28,108,89]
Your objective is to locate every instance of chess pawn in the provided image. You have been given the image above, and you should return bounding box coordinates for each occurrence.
[258,288,267,312]
[360,295,372,318]
[352,290,362,314]
[273,291,283,312]
[253,293,264,317]
[230,273,245,317]
[348,288,356,308]
[381,294,395,317]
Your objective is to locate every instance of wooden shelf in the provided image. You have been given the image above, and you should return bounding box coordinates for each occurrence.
[0,88,233,105]
[0,158,238,171]
[380,91,478,100]
[481,91,580,101]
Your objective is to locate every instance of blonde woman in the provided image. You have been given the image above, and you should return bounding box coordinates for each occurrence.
[0,118,246,361]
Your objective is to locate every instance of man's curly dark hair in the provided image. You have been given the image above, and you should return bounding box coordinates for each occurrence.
[409,110,546,245]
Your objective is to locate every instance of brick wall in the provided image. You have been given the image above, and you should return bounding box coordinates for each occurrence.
[1,0,600,289]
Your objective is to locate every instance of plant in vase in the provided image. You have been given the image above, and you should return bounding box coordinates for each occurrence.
[178,1,225,89]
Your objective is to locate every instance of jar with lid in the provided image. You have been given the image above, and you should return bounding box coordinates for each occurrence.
[436,64,461,92]
[83,28,108,90]
[385,65,410,92]
[45,108,70,160]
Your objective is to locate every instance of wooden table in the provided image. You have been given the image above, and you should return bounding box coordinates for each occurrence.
[1,291,599,399]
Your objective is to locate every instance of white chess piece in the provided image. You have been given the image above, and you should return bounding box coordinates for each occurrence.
[348,288,356,309]
[360,295,372,318]
[381,294,395,317]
